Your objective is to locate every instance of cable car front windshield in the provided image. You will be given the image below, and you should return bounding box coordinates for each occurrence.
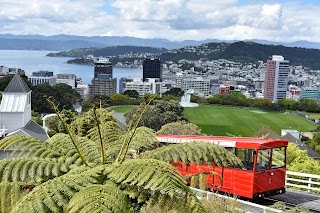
[256,147,286,171]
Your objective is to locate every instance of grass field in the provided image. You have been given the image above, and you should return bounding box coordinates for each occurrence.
[183,105,317,137]
[308,113,320,120]
[110,106,133,113]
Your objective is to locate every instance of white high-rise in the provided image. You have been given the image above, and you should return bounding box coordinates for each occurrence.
[264,55,290,102]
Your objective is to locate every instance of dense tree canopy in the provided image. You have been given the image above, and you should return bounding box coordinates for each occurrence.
[125,100,185,131]
[123,90,139,99]
[32,83,81,113]
[157,122,203,135]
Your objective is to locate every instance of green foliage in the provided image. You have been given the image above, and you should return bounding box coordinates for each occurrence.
[125,100,185,131]
[0,100,243,213]
[157,122,203,135]
[141,142,242,167]
[110,93,131,105]
[31,83,81,113]
[123,90,139,99]
[287,143,320,175]
[307,132,320,152]
[71,108,115,137]
[164,88,184,97]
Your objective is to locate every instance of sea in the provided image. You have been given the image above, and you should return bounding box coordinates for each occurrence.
[0,50,142,85]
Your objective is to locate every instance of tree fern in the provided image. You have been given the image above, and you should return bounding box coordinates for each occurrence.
[0,182,35,213]
[140,141,243,167]
[68,182,131,213]
[10,166,104,213]
[0,158,70,183]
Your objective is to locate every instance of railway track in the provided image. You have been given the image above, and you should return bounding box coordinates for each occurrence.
[254,194,320,213]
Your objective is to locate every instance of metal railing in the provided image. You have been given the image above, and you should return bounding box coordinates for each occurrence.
[191,187,282,213]
[286,171,320,193]
[190,171,320,212]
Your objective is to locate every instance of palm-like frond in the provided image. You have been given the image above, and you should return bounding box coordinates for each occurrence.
[104,159,206,212]
[0,158,70,183]
[0,135,61,159]
[126,127,158,150]
[0,182,36,213]
[140,141,243,167]
[68,182,130,213]
[10,166,104,213]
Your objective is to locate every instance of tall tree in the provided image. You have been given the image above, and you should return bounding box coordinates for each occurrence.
[125,100,185,131]
[0,101,241,212]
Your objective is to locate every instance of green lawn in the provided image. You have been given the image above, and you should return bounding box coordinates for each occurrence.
[308,113,320,120]
[110,106,133,113]
[183,105,317,137]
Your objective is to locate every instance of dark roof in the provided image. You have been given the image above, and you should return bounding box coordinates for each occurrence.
[4,74,31,93]
[264,131,281,139]
[281,133,320,159]
[22,120,49,141]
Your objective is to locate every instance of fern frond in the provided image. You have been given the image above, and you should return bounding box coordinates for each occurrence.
[0,182,36,213]
[0,135,61,159]
[141,141,243,167]
[0,158,70,183]
[104,159,206,212]
[68,181,130,213]
[47,133,100,164]
[11,166,104,213]
[126,127,158,150]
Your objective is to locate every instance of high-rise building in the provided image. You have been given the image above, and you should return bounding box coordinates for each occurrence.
[89,62,117,97]
[94,62,113,78]
[143,58,162,81]
[264,55,289,102]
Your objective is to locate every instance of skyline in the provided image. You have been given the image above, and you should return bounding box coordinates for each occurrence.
[1,0,320,42]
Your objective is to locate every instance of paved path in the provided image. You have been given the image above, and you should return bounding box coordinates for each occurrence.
[269,188,320,212]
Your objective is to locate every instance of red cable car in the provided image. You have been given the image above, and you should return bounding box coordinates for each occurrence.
[156,134,288,199]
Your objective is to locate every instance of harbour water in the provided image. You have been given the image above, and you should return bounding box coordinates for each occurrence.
[0,50,142,85]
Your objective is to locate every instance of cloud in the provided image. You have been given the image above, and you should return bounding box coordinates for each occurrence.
[0,0,319,42]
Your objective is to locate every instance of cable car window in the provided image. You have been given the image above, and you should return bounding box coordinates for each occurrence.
[271,147,285,168]
[257,149,271,171]
[235,148,254,171]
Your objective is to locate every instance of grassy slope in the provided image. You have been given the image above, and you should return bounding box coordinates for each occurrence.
[183,105,317,136]
[110,106,133,113]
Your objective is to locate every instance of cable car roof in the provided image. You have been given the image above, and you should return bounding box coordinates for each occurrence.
[156,134,288,149]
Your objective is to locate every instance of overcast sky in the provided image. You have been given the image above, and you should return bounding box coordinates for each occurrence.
[1,0,320,42]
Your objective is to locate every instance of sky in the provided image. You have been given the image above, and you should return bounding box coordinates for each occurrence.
[1,0,320,42]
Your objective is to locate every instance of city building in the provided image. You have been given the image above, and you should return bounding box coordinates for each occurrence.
[28,75,57,86]
[32,71,53,77]
[182,77,210,97]
[300,87,320,101]
[56,74,76,88]
[0,74,48,145]
[119,77,133,94]
[75,85,90,101]
[0,66,9,75]
[89,78,117,97]
[94,61,113,78]
[89,61,117,98]
[264,55,290,102]
[143,58,162,81]
[124,78,152,96]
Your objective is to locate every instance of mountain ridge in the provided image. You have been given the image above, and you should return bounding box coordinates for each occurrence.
[1,34,320,50]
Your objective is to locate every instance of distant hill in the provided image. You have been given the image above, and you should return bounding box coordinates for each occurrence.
[46,46,167,57]
[0,38,104,51]
[159,41,320,70]
[1,34,320,51]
